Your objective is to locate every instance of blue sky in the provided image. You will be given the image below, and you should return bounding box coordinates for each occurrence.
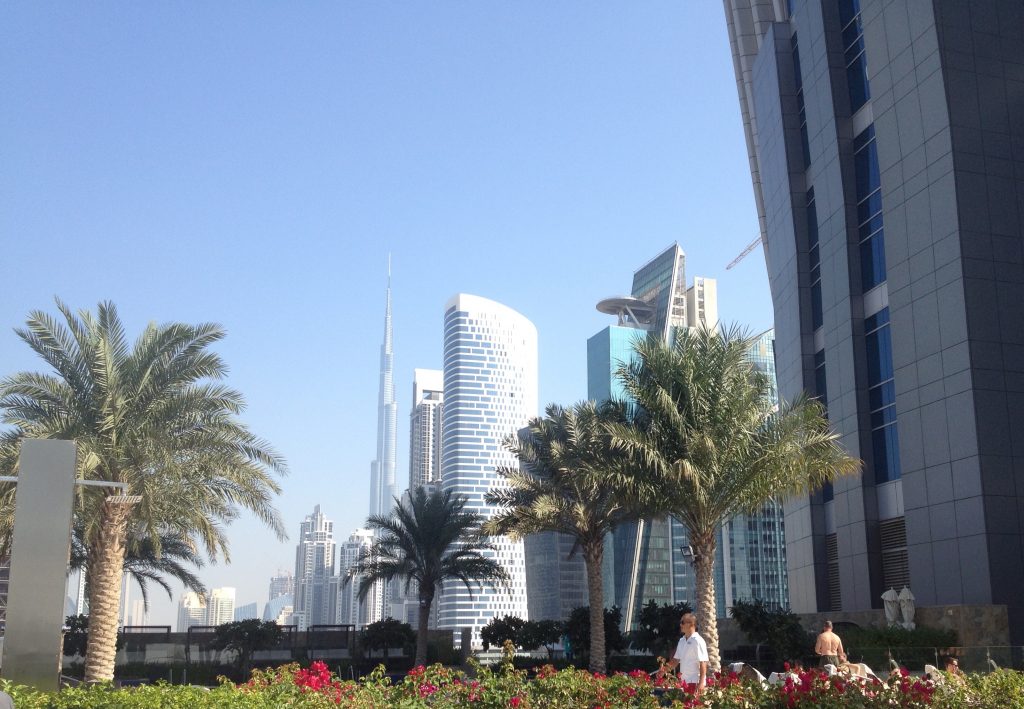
[1,3,772,625]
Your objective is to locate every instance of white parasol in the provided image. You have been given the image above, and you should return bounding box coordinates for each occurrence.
[898,586,916,630]
[882,588,901,626]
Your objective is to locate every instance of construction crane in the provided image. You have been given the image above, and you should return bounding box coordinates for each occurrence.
[725,236,763,270]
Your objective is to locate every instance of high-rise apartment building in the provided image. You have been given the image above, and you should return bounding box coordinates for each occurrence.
[369,263,398,517]
[127,600,146,627]
[437,294,537,644]
[336,528,385,629]
[177,591,207,632]
[64,567,87,620]
[234,602,258,621]
[409,369,444,491]
[724,0,1024,638]
[207,587,236,626]
[268,570,294,601]
[294,505,336,630]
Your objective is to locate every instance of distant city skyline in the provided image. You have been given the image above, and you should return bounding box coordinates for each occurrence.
[4,3,773,626]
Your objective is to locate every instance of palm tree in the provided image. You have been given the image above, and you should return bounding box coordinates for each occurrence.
[69,525,209,611]
[348,486,508,668]
[484,400,648,674]
[612,325,860,670]
[0,300,287,682]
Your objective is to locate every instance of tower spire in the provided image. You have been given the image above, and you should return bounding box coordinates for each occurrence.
[369,256,398,517]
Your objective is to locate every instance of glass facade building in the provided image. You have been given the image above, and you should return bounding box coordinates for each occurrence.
[724,0,1024,639]
[588,246,786,624]
[437,294,537,644]
[587,324,673,629]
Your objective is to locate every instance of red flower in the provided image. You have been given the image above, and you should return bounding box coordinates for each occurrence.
[509,696,522,707]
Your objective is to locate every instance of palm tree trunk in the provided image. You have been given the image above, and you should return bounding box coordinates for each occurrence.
[583,541,606,674]
[414,584,433,667]
[692,532,721,671]
[84,497,136,683]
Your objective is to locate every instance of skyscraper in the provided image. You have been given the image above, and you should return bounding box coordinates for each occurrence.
[293,505,336,630]
[234,602,258,622]
[409,368,444,491]
[438,294,538,644]
[207,587,236,626]
[127,599,146,627]
[724,0,1024,639]
[263,594,294,625]
[524,531,588,622]
[709,330,789,615]
[268,570,294,601]
[585,246,787,621]
[336,528,385,629]
[369,260,398,517]
[588,244,710,629]
[177,591,206,632]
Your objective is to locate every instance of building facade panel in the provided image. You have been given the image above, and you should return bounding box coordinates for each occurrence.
[725,0,1024,639]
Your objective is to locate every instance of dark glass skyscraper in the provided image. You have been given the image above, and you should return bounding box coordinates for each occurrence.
[725,0,1024,639]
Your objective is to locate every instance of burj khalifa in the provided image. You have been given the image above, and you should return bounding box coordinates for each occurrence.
[369,259,397,517]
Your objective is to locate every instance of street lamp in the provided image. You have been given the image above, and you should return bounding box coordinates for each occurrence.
[679,544,701,566]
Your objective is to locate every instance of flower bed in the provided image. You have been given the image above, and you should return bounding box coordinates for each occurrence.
[2,660,1021,708]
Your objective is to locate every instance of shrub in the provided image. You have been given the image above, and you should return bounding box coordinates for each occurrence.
[359,617,415,658]
[630,600,693,658]
[480,614,526,651]
[210,619,284,674]
[729,599,812,669]
[2,659,1022,707]
[564,605,625,663]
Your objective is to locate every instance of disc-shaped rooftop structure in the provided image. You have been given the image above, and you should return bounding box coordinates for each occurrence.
[596,296,655,328]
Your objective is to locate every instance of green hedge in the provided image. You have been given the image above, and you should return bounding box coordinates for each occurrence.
[2,659,1021,708]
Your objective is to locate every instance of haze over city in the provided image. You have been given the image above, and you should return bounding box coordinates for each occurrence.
[1,3,772,625]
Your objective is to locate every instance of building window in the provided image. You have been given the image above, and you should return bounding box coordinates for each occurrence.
[865,308,900,483]
[854,125,886,289]
[813,349,828,413]
[826,532,841,611]
[813,349,833,503]
[839,0,870,112]
[792,34,810,169]
[807,189,822,329]
[879,517,909,589]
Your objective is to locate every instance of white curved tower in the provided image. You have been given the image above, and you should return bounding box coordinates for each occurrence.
[438,294,537,643]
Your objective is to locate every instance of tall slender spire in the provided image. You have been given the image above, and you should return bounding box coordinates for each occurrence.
[370,255,398,517]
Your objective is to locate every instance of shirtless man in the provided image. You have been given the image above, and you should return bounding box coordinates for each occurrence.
[814,621,846,668]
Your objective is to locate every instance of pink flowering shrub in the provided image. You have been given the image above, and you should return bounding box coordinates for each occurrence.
[1,655,1021,708]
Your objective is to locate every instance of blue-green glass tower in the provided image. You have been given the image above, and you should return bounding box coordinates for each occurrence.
[587,244,689,631]
[587,244,789,625]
